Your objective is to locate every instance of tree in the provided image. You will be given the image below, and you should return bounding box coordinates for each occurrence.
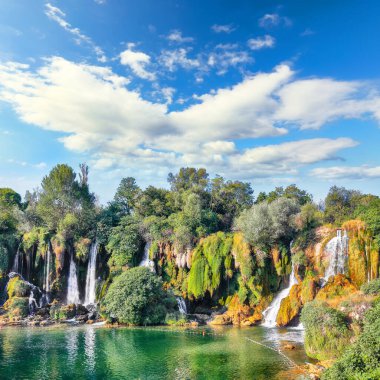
[36,164,95,235]
[355,196,380,244]
[235,198,300,250]
[0,188,22,208]
[114,177,141,215]
[255,185,312,205]
[324,186,363,225]
[106,215,143,268]
[210,176,253,230]
[102,267,176,325]
[134,186,171,218]
[168,167,209,192]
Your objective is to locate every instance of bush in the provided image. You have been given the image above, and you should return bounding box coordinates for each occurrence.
[7,276,30,298]
[3,296,29,317]
[360,278,380,295]
[102,267,176,325]
[322,300,380,380]
[300,301,351,360]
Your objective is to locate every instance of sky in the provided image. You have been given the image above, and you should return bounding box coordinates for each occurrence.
[0,0,380,204]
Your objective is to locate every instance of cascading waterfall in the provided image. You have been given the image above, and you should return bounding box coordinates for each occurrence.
[139,242,155,272]
[323,229,348,282]
[67,254,80,304]
[12,245,21,273]
[84,242,98,305]
[262,265,298,328]
[176,297,187,314]
[43,245,52,303]
[28,289,38,314]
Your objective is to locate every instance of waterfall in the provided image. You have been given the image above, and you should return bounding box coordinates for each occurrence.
[262,265,298,328]
[84,242,98,305]
[176,297,187,314]
[323,229,348,282]
[28,289,38,314]
[139,242,154,272]
[12,246,21,273]
[67,255,80,304]
[43,245,52,303]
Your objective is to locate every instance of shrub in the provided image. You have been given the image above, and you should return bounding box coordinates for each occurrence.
[360,278,380,295]
[3,296,29,317]
[7,276,30,298]
[301,301,351,360]
[322,300,380,380]
[102,267,176,325]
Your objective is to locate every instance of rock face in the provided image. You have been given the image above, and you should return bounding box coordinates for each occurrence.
[276,284,302,326]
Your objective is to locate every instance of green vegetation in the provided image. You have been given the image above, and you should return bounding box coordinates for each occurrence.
[101,267,176,325]
[322,299,380,380]
[301,300,351,360]
[360,277,380,295]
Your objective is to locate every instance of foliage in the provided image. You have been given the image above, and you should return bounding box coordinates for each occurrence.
[187,232,233,299]
[106,216,143,268]
[322,299,380,380]
[255,184,312,205]
[355,196,380,244]
[300,301,351,360]
[36,164,96,236]
[7,276,30,298]
[113,177,141,216]
[3,296,29,317]
[324,186,364,225]
[0,188,22,208]
[360,278,380,295]
[235,197,300,250]
[102,267,176,325]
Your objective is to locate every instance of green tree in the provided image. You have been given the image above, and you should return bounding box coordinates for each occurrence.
[107,215,143,268]
[113,177,141,215]
[0,188,22,208]
[102,267,176,325]
[168,167,209,192]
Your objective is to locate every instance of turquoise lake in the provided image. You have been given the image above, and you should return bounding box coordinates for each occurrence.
[0,325,308,379]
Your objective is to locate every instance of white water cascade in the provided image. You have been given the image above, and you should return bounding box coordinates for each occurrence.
[323,229,348,283]
[67,255,80,304]
[12,245,21,273]
[28,289,38,314]
[139,242,155,272]
[176,297,187,314]
[262,265,298,328]
[43,245,52,302]
[84,242,98,305]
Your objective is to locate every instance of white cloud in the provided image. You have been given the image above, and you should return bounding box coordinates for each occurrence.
[0,58,379,179]
[45,3,106,62]
[166,30,194,44]
[311,165,380,180]
[211,24,236,33]
[247,35,275,50]
[159,48,200,71]
[208,49,252,75]
[258,13,292,28]
[94,0,106,4]
[7,159,47,169]
[119,44,156,80]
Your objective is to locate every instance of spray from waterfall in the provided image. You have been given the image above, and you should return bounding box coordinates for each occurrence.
[84,242,98,305]
[67,254,80,304]
[262,264,298,328]
[323,229,348,283]
[139,242,155,272]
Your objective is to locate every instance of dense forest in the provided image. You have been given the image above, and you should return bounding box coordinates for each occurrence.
[1,164,380,379]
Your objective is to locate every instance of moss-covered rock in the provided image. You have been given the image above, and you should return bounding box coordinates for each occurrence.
[316,274,356,301]
[50,302,76,320]
[7,276,30,298]
[276,284,302,326]
[3,297,29,317]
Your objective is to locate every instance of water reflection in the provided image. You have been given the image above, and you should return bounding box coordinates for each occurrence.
[66,328,79,366]
[85,327,96,374]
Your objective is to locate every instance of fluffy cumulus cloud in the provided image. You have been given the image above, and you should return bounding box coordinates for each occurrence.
[258,13,292,28]
[311,166,380,180]
[247,35,275,50]
[119,44,156,80]
[158,48,200,71]
[0,58,379,178]
[45,3,106,62]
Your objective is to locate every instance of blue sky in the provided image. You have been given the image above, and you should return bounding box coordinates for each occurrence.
[0,0,380,203]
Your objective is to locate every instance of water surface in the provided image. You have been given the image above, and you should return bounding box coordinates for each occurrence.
[0,325,308,379]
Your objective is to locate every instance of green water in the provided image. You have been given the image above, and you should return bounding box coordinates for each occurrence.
[0,325,308,379]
